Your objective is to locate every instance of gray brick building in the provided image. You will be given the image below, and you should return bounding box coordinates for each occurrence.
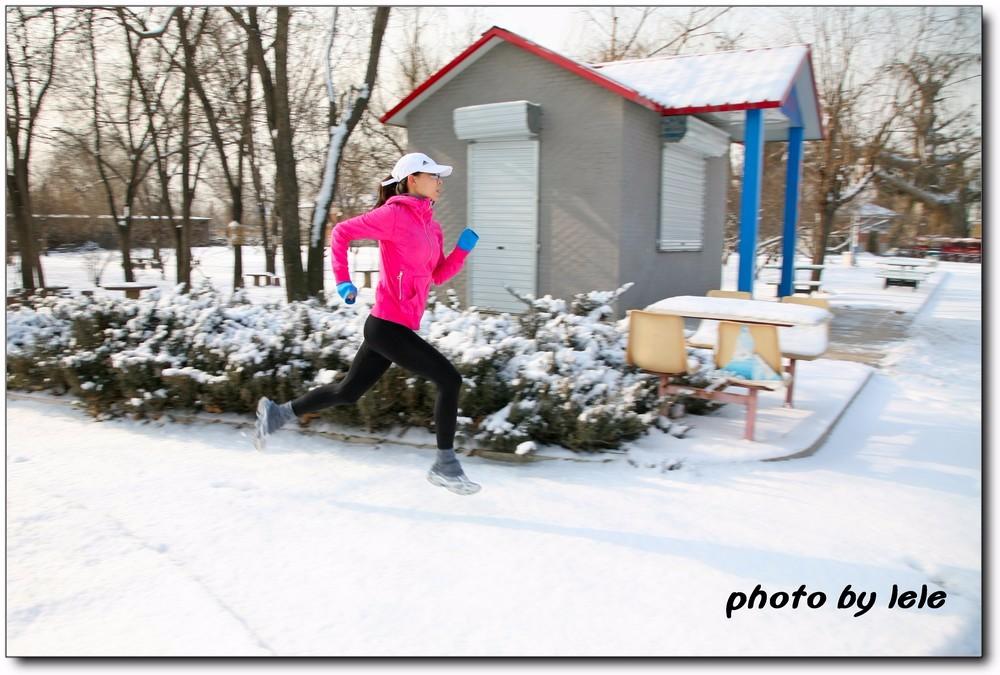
[379,27,822,316]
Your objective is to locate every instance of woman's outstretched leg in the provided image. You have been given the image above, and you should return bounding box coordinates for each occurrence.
[362,316,479,494]
[253,339,391,451]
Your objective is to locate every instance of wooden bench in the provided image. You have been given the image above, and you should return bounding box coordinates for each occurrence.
[101,283,158,299]
[356,268,378,289]
[875,268,929,289]
[244,273,281,287]
[793,280,823,295]
[766,279,823,295]
[133,257,164,270]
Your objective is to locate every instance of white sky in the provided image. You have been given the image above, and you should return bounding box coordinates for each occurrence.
[381,3,981,117]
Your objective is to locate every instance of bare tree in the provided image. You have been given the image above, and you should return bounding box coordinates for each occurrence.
[306,6,391,296]
[874,7,981,239]
[226,6,307,301]
[392,6,442,94]
[6,7,72,289]
[64,10,160,283]
[176,7,253,290]
[124,9,184,272]
[245,71,278,275]
[580,6,737,62]
[122,6,258,288]
[582,6,657,62]
[789,8,902,276]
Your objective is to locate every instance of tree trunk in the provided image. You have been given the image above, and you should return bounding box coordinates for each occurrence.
[118,216,136,282]
[232,192,244,290]
[306,6,391,298]
[7,164,40,290]
[178,8,245,291]
[179,35,193,291]
[811,203,837,280]
[231,7,295,282]
[271,7,306,301]
[242,43,275,276]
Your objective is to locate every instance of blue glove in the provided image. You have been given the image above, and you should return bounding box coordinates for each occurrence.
[336,281,358,304]
[457,228,479,252]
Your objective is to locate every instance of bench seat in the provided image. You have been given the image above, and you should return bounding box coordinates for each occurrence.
[875,269,929,280]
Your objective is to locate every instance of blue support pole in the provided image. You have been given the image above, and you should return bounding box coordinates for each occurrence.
[738,108,765,294]
[779,126,805,298]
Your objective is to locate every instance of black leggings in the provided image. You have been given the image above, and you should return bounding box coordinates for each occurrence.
[290,314,462,450]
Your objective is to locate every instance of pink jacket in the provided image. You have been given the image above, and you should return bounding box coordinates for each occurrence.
[330,194,471,330]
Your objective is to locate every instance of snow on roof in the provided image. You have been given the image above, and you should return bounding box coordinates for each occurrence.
[590,45,808,113]
[381,27,823,142]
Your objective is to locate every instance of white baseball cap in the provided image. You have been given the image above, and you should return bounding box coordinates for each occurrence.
[380,152,453,187]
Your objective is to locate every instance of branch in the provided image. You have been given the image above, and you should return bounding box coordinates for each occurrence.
[224,7,251,33]
[834,170,876,208]
[619,7,654,57]
[874,169,959,205]
[128,7,179,39]
[310,7,390,245]
[878,149,978,170]
[646,7,731,57]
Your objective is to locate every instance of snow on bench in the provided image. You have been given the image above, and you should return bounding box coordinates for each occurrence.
[875,266,930,289]
[647,295,831,326]
[875,269,929,280]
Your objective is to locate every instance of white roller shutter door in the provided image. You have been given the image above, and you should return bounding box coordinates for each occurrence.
[467,140,539,313]
[659,144,706,251]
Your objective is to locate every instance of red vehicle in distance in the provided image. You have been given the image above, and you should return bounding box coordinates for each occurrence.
[899,236,982,263]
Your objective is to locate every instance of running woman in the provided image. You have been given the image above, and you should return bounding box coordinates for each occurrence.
[253,152,482,495]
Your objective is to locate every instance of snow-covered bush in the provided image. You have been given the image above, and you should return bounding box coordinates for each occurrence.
[6,282,677,453]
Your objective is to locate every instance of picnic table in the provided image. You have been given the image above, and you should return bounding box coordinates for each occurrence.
[101,282,158,299]
[875,257,932,289]
[244,273,281,287]
[355,267,379,289]
[636,296,832,440]
[649,295,833,413]
[763,263,826,295]
[133,257,164,270]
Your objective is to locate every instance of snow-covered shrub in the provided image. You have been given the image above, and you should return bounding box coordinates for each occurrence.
[461,284,663,452]
[6,282,676,452]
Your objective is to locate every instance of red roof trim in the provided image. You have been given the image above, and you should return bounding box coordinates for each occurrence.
[381,26,819,134]
[380,25,669,124]
[660,100,782,116]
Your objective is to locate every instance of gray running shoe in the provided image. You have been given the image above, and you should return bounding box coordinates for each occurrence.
[253,397,296,452]
[427,466,482,495]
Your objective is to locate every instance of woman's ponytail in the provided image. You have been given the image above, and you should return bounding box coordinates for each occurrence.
[374,175,410,209]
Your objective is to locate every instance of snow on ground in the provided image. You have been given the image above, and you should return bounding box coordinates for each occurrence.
[7,244,381,305]
[5,254,982,657]
[11,245,941,308]
[726,250,949,313]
